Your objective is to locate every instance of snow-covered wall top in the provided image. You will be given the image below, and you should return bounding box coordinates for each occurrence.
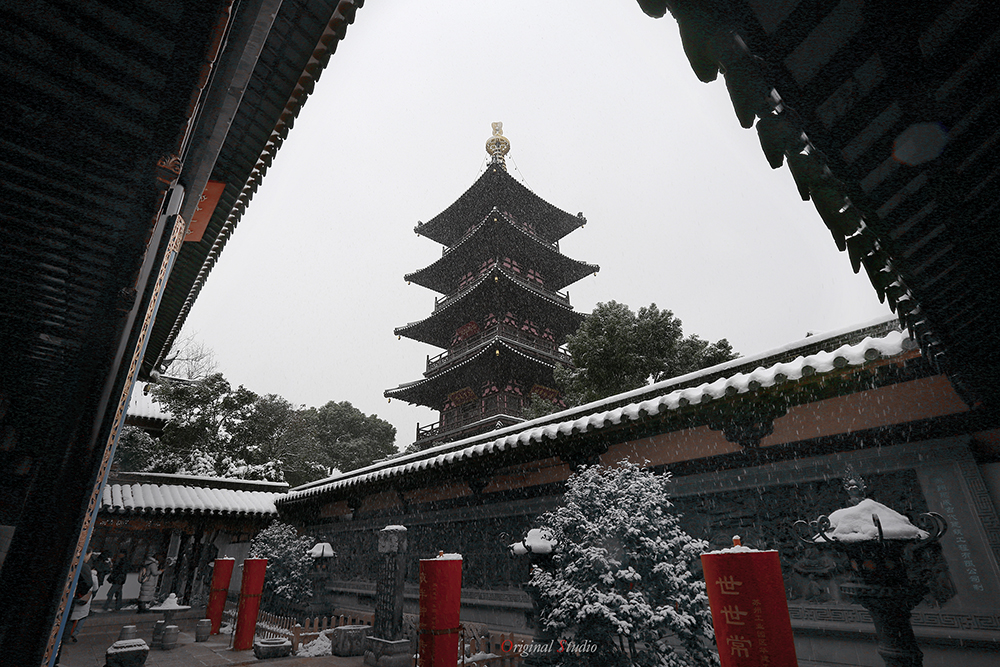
[282,315,915,505]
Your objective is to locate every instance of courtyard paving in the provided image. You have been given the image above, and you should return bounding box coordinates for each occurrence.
[58,608,366,667]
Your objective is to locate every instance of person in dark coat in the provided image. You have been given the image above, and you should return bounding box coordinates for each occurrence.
[103,551,128,611]
[93,552,111,587]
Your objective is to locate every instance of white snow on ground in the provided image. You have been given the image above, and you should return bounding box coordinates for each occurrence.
[296,631,332,657]
[824,498,929,541]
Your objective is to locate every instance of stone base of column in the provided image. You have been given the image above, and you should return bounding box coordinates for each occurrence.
[364,637,412,667]
[254,637,292,659]
[105,638,150,667]
[332,624,371,656]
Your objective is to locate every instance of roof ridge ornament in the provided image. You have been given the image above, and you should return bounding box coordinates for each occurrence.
[485,121,510,171]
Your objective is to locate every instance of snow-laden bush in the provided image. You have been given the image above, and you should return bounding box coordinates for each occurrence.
[528,460,718,667]
[248,521,316,602]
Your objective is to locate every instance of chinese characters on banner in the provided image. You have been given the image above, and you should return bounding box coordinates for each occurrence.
[186,180,226,243]
[418,554,462,667]
[701,545,797,667]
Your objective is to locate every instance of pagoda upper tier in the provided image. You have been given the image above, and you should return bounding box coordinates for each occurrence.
[414,165,586,246]
[395,264,585,348]
[406,207,599,294]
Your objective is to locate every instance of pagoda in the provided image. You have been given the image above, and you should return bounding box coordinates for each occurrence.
[386,123,598,448]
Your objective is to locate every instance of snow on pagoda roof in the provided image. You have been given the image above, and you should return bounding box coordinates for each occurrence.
[385,337,561,406]
[394,264,584,347]
[406,209,599,294]
[414,165,584,246]
[102,473,285,517]
[284,315,912,505]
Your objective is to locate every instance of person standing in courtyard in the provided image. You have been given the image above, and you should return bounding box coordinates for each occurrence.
[93,552,111,588]
[103,551,128,611]
[68,549,98,641]
[55,549,97,665]
[138,553,161,613]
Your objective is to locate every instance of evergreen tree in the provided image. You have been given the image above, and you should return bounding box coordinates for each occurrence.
[113,425,157,471]
[555,302,738,407]
[248,521,316,602]
[143,375,396,485]
[528,460,718,667]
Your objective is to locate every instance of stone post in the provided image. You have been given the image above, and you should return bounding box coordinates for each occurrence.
[364,525,410,667]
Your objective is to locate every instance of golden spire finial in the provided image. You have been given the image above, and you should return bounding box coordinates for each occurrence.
[485,122,510,169]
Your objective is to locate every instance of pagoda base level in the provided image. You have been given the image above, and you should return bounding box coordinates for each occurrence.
[415,414,524,449]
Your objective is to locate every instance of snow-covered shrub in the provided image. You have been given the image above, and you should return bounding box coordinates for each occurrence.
[248,521,316,602]
[528,460,718,667]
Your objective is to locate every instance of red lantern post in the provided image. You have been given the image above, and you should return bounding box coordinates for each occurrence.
[232,558,267,651]
[206,558,235,634]
[701,538,797,667]
[418,553,463,667]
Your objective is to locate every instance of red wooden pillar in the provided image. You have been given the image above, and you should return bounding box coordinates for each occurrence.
[418,553,463,667]
[232,558,267,651]
[701,539,797,667]
[206,558,235,634]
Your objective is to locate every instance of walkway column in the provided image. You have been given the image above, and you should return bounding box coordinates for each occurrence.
[418,553,462,667]
[206,558,235,634]
[233,558,267,651]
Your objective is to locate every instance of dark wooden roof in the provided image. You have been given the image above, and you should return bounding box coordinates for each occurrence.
[414,164,587,246]
[394,265,586,348]
[636,0,1000,412]
[405,209,599,294]
[0,1,366,663]
[141,0,366,379]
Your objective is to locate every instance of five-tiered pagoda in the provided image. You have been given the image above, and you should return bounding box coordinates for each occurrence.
[386,123,598,449]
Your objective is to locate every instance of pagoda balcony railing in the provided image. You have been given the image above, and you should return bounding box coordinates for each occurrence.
[426,323,572,374]
[416,403,523,444]
[433,268,570,313]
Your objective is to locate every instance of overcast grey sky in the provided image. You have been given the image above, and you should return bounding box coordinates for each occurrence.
[177,0,891,449]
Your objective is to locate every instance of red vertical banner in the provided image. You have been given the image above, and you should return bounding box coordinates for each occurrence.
[701,547,797,667]
[233,558,267,651]
[418,554,463,667]
[206,558,235,634]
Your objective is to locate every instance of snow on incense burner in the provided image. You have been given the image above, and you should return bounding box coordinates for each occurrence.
[793,491,947,667]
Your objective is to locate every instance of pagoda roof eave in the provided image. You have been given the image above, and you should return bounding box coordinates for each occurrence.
[384,338,560,408]
[394,266,585,348]
[405,211,599,294]
[414,166,584,246]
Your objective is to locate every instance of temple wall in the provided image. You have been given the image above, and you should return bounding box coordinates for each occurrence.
[300,433,1000,666]
[290,369,1000,665]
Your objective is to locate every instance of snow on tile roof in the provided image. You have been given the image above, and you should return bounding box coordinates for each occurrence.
[281,316,913,506]
[101,481,280,517]
[126,383,171,422]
